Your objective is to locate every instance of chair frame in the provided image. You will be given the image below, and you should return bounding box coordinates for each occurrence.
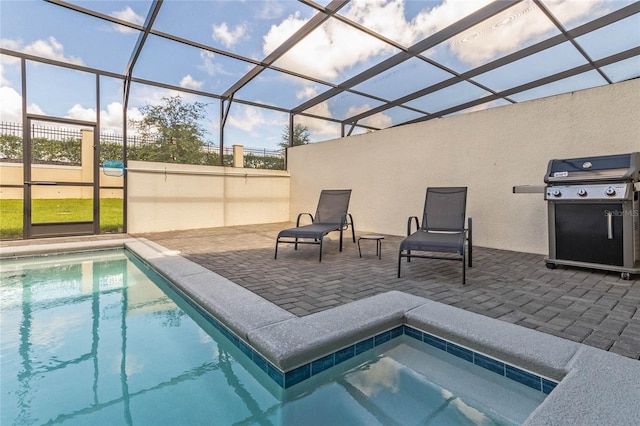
[274,190,355,262]
[398,187,473,284]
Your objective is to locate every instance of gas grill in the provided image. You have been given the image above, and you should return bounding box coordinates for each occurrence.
[544,152,640,279]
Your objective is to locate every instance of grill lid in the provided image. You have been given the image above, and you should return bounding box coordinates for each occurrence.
[544,152,640,184]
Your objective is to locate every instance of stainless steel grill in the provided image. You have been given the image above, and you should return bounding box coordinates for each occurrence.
[544,153,640,279]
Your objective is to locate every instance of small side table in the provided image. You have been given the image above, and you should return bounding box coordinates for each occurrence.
[358,234,384,259]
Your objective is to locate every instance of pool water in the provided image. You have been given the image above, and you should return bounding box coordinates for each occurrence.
[1,250,547,425]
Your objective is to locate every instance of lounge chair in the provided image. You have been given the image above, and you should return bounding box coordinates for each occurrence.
[275,189,355,262]
[398,187,472,284]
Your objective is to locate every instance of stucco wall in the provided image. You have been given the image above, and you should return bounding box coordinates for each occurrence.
[287,79,640,255]
[0,162,123,199]
[126,161,290,233]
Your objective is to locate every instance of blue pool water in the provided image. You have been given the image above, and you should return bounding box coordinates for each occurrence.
[1,250,548,425]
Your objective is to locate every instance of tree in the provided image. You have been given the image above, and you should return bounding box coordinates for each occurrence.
[129,96,209,164]
[279,123,310,149]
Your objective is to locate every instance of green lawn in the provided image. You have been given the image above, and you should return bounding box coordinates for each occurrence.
[0,198,123,240]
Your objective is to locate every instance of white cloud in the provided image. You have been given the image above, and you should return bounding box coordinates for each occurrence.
[228,105,265,131]
[264,8,397,81]
[0,44,21,67]
[255,2,285,20]
[1,37,84,66]
[447,0,603,66]
[0,64,11,86]
[199,50,224,77]
[344,0,420,46]
[110,6,145,33]
[61,101,144,134]
[0,86,23,122]
[262,0,470,81]
[263,0,603,77]
[0,81,46,121]
[27,105,45,117]
[296,86,319,100]
[411,0,493,39]
[212,22,247,48]
[179,74,204,90]
[297,103,337,136]
[66,104,97,122]
[346,104,393,129]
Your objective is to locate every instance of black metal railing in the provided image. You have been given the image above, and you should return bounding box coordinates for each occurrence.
[0,122,285,169]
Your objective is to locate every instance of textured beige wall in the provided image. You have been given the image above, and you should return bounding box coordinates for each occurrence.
[287,79,640,254]
[126,161,290,233]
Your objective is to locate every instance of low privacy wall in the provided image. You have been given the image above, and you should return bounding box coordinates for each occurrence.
[0,162,123,199]
[126,161,290,233]
[287,79,640,254]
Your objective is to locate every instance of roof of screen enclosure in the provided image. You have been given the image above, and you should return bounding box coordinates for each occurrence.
[1,0,639,142]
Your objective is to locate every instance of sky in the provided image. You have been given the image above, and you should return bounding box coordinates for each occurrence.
[0,0,638,150]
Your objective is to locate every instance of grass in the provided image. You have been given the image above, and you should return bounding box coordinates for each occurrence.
[0,198,124,240]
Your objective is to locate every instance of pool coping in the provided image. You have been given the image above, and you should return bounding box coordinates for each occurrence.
[3,237,639,425]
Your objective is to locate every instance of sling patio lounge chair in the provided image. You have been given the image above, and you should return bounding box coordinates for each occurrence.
[275,189,355,262]
[398,187,473,284]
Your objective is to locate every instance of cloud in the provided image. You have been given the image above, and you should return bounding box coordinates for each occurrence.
[263,0,603,77]
[346,104,393,129]
[212,22,247,48]
[66,104,97,122]
[110,6,145,33]
[343,0,421,46]
[0,86,23,122]
[260,0,469,80]
[297,104,337,136]
[445,0,603,66]
[199,50,225,77]
[447,2,545,65]
[0,64,10,86]
[61,101,143,134]
[1,37,84,66]
[255,2,285,20]
[296,86,319,100]
[179,74,204,90]
[228,104,265,131]
[264,8,398,81]
[0,82,46,122]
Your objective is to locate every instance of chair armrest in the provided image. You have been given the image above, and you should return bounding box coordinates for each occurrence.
[407,216,420,236]
[296,212,314,226]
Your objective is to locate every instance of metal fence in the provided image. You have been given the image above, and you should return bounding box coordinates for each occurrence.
[0,121,22,137]
[0,122,284,168]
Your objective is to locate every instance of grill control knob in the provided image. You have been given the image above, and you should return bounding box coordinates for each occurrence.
[577,188,587,197]
[605,187,616,197]
[552,189,562,197]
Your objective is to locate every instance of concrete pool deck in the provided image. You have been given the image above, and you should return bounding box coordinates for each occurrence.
[2,234,640,425]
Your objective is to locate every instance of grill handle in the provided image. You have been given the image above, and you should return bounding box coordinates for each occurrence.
[607,212,613,239]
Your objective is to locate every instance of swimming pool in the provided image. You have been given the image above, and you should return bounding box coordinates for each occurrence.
[1,249,553,425]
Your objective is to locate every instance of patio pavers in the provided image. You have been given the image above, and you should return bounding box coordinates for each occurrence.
[137,223,640,361]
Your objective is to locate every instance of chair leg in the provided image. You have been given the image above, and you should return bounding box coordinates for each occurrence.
[467,217,473,268]
[348,214,356,243]
[319,237,323,262]
[397,251,402,278]
[462,247,466,285]
[274,239,279,259]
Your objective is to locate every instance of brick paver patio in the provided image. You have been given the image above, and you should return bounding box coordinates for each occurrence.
[3,224,638,360]
[136,223,640,361]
